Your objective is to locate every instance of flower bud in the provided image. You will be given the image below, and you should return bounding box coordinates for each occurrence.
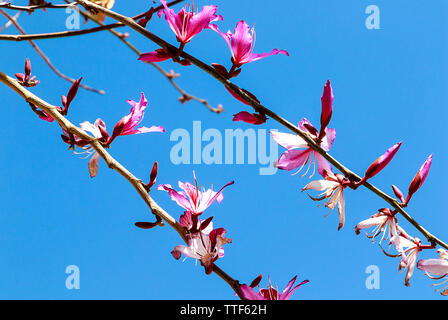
[359,142,402,185]
[392,185,405,203]
[406,154,432,204]
[319,80,333,139]
[232,111,267,125]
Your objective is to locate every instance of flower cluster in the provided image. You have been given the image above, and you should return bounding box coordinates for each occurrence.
[61,93,164,177]
[157,172,233,274]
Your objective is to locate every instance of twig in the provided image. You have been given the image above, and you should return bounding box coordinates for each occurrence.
[0,70,243,299]
[0,10,17,32]
[73,0,448,250]
[0,2,75,13]
[0,0,223,112]
[70,0,223,113]
[0,9,104,95]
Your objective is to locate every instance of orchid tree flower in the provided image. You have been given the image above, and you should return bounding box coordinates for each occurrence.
[240,275,309,300]
[417,249,448,296]
[211,20,288,77]
[405,154,433,205]
[355,208,408,243]
[171,226,231,274]
[302,169,348,230]
[61,119,109,178]
[391,235,434,287]
[107,93,164,145]
[157,172,234,216]
[271,118,335,178]
[139,0,222,63]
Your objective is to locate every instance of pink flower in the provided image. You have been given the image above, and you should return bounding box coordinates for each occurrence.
[157,0,222,44]
[271,118,335,178]
[171,225,231,274]
[357,142,402,186]
[391,235,431,287]
[62,119,109,178]
[355,208,407,242]
[240,275,309,300]
[302,169,347,230]
[232,111,266,125]
[405,154,433,204]
[157,172,234,216]
[212,20,289,68]
[108,93,164,145]
[417,249,448,296]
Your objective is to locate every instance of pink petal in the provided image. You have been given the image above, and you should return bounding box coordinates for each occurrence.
[417,259,448,276]
[240,284,266,300]
[157,184,192,212]
[246,49,289,64]
[270,130,308,150]
[275,148,312,171]
[88,152,100,178]
[315,153,332,177]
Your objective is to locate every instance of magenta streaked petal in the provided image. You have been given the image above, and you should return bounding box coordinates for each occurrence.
[186,5,220,41]
[240,284,266,300]
[275,149,312,171]
[122,125,165,135]
[157,184,192,212]
[231,21,253,64]
[280,278,309,300]
[246,49,289,64]
[320,127,336,151]
[315,153,332,178]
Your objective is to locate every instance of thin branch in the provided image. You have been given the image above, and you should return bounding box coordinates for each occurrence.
[0,70,243,299]
[0,2,75,13]
[0,10,18,32]
[73,0,448,250]
[70,0,223,113]
[0,0,223,113]
[0,9,104,95]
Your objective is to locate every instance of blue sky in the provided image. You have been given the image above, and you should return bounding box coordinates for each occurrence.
[0,0,447,299]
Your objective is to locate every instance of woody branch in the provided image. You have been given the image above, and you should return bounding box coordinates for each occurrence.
[72,0,447,250]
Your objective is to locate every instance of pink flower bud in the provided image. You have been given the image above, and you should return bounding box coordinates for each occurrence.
[24,58,31,82]
[406,154,433,204]
[232,111,267,125]
[392,185,405,203]
[359,142,402,185]
[319,80,333,138]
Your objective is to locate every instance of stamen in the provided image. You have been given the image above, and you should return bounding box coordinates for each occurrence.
[292,153,310,176]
